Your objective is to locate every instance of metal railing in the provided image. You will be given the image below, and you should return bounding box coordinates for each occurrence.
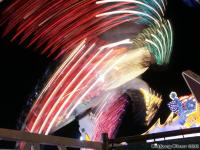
[1,127,200,150]
[0,128,104,150]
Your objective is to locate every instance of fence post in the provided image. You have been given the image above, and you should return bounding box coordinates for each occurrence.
[102,133,109,150]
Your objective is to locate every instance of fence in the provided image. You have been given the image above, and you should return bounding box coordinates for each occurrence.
[1,127,200,150]
[0,128,104,150]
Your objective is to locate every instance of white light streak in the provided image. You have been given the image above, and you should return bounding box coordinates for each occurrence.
[29,39,86,132]
[38,43,96,134]
[96,10,160,27]
[62,50,128,128]
[151,33,164,62]
[96,0,162,21]
[152,0,164,16]
[99,39,132,50]
[157,29,166,60]
[45,47,115,135]
[145,39,161,59]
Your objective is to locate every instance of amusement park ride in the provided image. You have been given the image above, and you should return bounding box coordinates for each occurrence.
[0,0,199,149]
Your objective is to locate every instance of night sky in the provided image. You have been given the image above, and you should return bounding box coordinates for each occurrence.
[0,0,200,141]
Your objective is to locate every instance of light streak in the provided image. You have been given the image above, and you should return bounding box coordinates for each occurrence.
[96,0,163,21]
[0,0,174,144]
[30,40,87,132]
[145,39,161,58]
[99,39,132,50]
[96,10,160,27]
[152,0,164,16]
[157,29,166,62]
[160,0,166,11]
[151,34,164,62]
[45,39,132,134]
[168,20,173,54]
[63,49,128,120]
[45,47,116,135]
[39,43,96,134]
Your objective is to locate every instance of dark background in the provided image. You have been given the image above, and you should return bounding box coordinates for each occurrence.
[0,0,199,143]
